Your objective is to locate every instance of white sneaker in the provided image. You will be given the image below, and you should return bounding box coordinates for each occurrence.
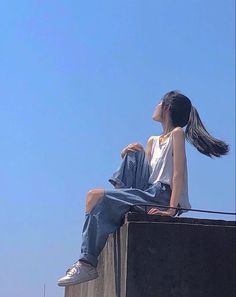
[57,260,98,287]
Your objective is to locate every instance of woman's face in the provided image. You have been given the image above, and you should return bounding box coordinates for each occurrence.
[152,100,163,122]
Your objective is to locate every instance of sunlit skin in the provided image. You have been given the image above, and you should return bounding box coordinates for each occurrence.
[85,99,185,218]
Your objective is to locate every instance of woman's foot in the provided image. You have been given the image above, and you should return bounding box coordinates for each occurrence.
[57,260,98,287]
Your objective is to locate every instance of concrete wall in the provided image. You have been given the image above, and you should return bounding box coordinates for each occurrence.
[65,213,236,297]
[64,221,128,297]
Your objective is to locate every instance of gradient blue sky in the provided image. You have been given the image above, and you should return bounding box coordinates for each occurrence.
[0,1,235,296]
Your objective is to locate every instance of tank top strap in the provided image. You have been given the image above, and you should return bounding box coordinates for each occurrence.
[158,130,174,147]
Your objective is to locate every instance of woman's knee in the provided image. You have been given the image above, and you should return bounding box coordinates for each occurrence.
[87,188,105,199]
[86,188,105,212]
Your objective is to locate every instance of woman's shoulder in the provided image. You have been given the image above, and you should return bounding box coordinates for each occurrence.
[147,135,159,143]
[172,127,185,141]
[172,127,185,134]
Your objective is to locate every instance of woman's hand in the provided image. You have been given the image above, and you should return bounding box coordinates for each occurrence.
[147,207,177,217]
[121,143,144,159]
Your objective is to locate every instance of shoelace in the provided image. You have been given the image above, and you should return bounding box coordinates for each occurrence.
[66,260,82,276]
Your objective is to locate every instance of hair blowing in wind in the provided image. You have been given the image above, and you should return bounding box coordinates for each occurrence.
[161,90,230,158]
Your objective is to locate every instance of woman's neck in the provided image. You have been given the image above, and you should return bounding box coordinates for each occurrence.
[161,123,175,136]
[160,111,175,136]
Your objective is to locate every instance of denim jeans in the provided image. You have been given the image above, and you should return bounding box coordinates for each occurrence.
[78,149,176,268]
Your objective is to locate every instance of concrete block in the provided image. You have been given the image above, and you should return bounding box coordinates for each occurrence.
[64,213,236,297]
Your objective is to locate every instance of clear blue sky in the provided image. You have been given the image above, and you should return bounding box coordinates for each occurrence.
[0,1,235,296]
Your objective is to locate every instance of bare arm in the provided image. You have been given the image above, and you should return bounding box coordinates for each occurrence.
[145,136,155,164]
[169,127,186,208]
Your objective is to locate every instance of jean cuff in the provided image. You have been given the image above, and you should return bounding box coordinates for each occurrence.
[108,177,126,189]
[79,252,98,268]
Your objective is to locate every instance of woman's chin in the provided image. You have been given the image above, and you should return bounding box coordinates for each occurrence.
[152,116,161,122]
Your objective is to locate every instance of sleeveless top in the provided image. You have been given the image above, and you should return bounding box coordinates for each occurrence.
[148,130,191,215]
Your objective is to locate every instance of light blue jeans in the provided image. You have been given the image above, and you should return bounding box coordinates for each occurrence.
[78,150,178,268]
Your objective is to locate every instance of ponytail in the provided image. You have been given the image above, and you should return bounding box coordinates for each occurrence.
[185,106,230,158]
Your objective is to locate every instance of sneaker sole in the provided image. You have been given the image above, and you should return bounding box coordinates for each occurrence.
[58,273,99,287]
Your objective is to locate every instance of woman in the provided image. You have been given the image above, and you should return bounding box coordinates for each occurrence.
[57,90,229,287]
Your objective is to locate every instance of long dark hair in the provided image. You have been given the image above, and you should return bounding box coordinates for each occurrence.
[160,90,230,158]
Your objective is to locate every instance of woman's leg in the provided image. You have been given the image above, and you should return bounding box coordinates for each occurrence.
[108,149,162,215]
[78,150,154,267]
[85,149,152,214]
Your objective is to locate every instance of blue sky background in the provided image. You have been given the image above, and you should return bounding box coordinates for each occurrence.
[0,1,235,296]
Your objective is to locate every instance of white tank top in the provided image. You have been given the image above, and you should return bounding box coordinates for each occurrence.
[148,130,191,214]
